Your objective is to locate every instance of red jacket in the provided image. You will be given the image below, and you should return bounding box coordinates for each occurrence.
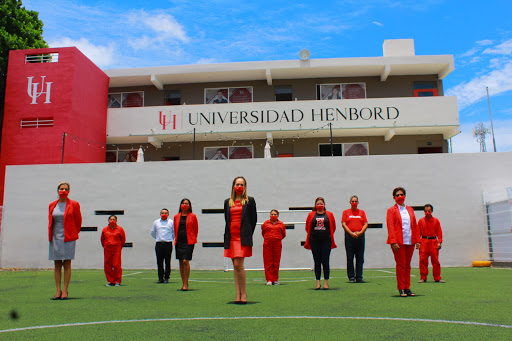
[386,204,420,245]
[101,225,126,250]
[173,212,199,245]
[48,199,82,242]
[262,220,286,241]
[418,216,443,243]
[304,210,337,250]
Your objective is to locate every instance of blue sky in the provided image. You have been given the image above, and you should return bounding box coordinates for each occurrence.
[23,0,512,153]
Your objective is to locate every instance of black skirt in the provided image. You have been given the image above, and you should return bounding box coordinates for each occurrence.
[175,243,195,260]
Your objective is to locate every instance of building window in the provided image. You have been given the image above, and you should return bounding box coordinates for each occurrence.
[204,146,254,160]
[205,87,253,104]
[319,142,369,156]
[25,53,59,63]
[108,92,144,108]
[164,90,181,105]
[413,81,438,97]
[275,85,292,101]
[20,117,54,128]
[317,83,366,100]
[106,150,138,162]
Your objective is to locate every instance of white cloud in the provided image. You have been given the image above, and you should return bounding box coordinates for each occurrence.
[49,37,115,67]
[372,21,383,26]
[446,58,512,110]
[483,39,512,55]
[476,39,493,46]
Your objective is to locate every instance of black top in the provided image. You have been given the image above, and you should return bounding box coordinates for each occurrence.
[177,215,188,245]
[310,212,331,241]
[223,196,257,248]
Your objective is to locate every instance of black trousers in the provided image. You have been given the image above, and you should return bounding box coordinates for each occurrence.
[310,239,331,280]
[155,242,173,281]
[345,232,365,280]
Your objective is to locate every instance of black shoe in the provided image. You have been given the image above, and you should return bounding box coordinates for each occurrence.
[158,279,164,284]
[399,290,407,297]
[164,279,169,283]
[349,278,356,283]
[405,289,416,297]
[356,279,365,283]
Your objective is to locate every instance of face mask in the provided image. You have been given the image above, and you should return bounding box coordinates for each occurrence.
[109,221,117,227]
[234,187,244,195]
[316,204,325,211]
[270,216,278,222]
[351,202,358,209]
[181,204,189,212]
[395,196,405,205]
[425,211,432,217]
[58,190,68,198]
[161,214,169,220]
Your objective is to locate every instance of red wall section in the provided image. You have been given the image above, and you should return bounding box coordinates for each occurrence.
[0,47,109,204]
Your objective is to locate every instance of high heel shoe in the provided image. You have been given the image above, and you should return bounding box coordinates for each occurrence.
[52,291,62,300]
[60,291,69,300]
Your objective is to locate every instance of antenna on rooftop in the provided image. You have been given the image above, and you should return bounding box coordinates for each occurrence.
[473,122,489,152]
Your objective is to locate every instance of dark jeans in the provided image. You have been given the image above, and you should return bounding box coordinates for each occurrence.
[155,242,173,281]
[310,239,331,280]
[345,232,365,280]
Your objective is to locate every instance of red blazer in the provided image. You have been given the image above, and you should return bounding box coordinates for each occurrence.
[386,204,420,245]
[304,210,337,250]
[173,212,199,245]
[48,199,82,242]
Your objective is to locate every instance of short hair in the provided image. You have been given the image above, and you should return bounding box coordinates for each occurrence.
[161,208,169,214]
[270,209,279,215]
[392,187,406,197]
[350,195,358,202]
[424,204,433,212]
[57,182,70,191]
[108,215,117,221]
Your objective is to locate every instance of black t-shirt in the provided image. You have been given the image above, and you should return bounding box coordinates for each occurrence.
[310,212,330,241]
[177,216,188,244]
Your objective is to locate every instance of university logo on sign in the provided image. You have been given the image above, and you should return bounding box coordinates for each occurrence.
[27,76,52,104]
[159,111,180,130]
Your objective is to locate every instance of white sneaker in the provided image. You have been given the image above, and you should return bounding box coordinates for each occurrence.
[273,281,280,285]
[266,281,272,286]
[115,283,121,286]
[106,282,114,287]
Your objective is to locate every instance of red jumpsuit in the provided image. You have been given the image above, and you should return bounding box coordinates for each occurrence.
[101,225,126,284]
[261,220,286,283]
[418,216,443,281]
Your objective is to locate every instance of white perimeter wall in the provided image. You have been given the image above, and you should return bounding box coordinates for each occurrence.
[1,152,511,270]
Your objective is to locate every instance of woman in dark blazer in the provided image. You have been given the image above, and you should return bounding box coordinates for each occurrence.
[48,182,82,300]
[224,176,257,304]
[386,187,420,297]
[173,198,199,291]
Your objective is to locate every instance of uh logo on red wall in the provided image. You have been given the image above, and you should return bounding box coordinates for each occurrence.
[27,76,52,104]
[159,110,182,130]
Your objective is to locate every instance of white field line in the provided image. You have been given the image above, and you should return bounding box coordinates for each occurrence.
[1,316,511,334]
[122,272,143,277]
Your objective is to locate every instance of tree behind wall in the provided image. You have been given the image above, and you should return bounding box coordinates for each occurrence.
[0,0,48,151]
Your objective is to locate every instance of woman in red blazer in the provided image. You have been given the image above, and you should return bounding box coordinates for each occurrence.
[304,197,337,290]
[48,182,82,300]
[386,187,420,297]
[173,198,199,291]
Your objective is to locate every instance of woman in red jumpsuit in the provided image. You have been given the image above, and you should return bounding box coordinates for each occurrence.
[223,176,257,304]
[101,215,126,286]
[261,209,286,285]
[386,187,420,297]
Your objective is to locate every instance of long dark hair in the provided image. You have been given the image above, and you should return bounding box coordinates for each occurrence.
[178,198,193,213]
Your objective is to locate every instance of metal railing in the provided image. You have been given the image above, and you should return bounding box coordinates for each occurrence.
[25,53,59,63]
[483,188,512,262]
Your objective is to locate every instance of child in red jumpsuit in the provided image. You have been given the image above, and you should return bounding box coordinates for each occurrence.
[262,209,286,285]
[418,204,445,283]
[101,215,126,286]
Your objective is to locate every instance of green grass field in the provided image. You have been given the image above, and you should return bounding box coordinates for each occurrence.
[0,267,511,340]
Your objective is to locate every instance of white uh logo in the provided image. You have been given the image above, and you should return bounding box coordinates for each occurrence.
[27,76,52,104]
